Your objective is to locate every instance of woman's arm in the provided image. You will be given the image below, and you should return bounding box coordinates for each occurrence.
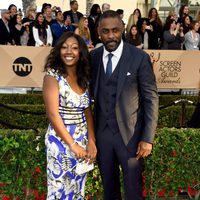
[43,75,87,158]
[46,25,53,46]
[84,106,97,160]
[163,30,176,42]
[32,26,44,46]
[74,28,79,35]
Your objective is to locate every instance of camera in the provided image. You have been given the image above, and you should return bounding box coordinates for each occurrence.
[146,25,151,30]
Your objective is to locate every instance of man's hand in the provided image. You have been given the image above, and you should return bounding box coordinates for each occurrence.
[136,141,152,160]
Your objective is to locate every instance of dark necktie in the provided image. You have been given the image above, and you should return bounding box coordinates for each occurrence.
[106,53,113,78]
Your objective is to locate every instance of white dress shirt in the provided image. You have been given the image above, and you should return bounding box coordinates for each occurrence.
[102,40,123,73]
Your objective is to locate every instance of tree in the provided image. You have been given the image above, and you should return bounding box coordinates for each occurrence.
[86,0,93,16]
[22,0,36,15]
[145,0,149,17]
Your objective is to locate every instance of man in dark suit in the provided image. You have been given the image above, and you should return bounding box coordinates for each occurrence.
[63,0,83,31]
[90,10,159,200]
[0,9,13,45]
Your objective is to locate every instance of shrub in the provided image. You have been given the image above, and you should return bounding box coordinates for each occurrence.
[0,128,200,199]
[144,128,200,199]
[0,94,44,105]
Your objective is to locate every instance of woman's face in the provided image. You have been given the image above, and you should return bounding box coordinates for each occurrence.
[170,12,177,20]
[97,7,101,14]
[151,9,157,17]
[185,16,190,25]
[134,9,140,17]
[10,6,17,15]
[60,37,79,68]
[37,14,44,24]
[142,21,147,28]
[131,27,137,36]
[170,21,176,30]
[16,14,22,24]
[194,22,200,32]
[183,6,189,14]
[83,19,88,28]
[28,9,36,18]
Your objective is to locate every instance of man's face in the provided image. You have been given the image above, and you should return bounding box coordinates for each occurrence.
[45,8,52,17]
[71,1,78,11]
[56,12,64,22]
[98,17,123,52]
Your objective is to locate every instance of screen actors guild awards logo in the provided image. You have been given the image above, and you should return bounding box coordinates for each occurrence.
[149,52,161,65]
[13,57,32,77]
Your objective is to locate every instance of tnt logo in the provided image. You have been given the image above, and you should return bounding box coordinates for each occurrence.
[13,57,32,77]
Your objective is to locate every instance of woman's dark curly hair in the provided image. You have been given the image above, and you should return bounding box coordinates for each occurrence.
[89,4,101,17]
[148,7,162,28]
[163,18,175,31]
[179,4,188,19]
[129,24,140,39]
[44,31,90,89]
[34,12,48,28]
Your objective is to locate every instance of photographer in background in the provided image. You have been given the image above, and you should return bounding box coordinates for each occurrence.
[51,10,73,46]
[161,19,184,50]
[138,17,152,49]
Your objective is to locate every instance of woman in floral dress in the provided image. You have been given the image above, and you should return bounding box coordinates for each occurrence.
[43,32,97,200]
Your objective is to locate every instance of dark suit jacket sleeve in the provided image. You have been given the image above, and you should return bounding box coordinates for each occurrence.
[138,52,159,143]
[89,48,100,98]
[63,10,83,22]
[0,19,13,44]
[63,11,72,21]
[77,12,83,20]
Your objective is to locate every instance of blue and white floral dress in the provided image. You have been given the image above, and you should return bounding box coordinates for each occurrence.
[45,69,90,200]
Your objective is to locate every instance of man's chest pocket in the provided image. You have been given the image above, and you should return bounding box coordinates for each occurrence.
[123,75,138,95]
[125,74,137,85]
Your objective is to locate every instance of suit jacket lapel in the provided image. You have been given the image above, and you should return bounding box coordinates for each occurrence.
[116,43,132,99]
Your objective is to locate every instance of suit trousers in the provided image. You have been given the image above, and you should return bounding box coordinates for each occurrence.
[96,125,144,200]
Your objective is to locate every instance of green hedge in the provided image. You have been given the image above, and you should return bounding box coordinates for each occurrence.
[0,104,196,129]
[158,105,195,128]
[144,128,200,199]
[0,105,47,129]
[0,94,44,105]
[0,128,199,199]
[0,94,198,106]
[159,95,199,106]
[0,93,198,128]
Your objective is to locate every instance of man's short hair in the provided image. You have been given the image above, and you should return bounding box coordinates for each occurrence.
[116,9,124,15]
[1,9,9,16]
[70,0,77,6]
[42,3,51,9]
[1,9,9,14]
[55,10,62,16]
[98,10,122,25]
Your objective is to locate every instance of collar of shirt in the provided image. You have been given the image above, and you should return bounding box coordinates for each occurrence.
[103,40,123,73]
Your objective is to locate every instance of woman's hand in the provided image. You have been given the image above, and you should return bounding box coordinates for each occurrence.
[70,143,87,159]
[86,140,97,163]
[23,22,30,27]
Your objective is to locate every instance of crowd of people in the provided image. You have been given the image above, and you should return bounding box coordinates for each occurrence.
[0,1,200,50]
